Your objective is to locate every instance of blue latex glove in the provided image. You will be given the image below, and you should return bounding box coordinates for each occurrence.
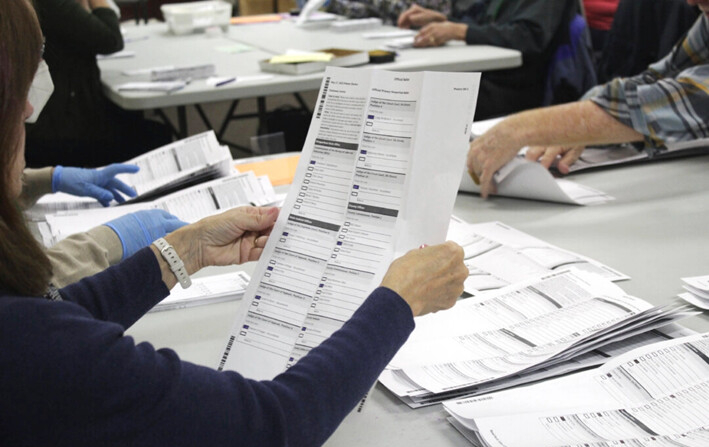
[105,209,187,260]
[52,164,140,207]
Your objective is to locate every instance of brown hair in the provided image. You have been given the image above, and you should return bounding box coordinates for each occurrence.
[0,0,52,296]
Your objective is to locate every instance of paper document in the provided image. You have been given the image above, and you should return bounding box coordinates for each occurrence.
[116,81,187,93]
[26,131,232,218]
[115,131,232,198]
[379,269,696,403]
[445,332,709,447]
[385,36,416,50]
[43,172,277,246]
[217,66,480,380]
[233,153,300,186]
[570,138,709,173]
[446,218,628,295]
[381,324,694,408]
[362,29,416,39]
[678,274,709,309]
[152,271,250,312]
[122,65,175,76]
[459,157,614,205]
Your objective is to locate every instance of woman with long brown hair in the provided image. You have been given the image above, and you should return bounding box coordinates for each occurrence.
[0,0,52,296]
[0,3,467,445]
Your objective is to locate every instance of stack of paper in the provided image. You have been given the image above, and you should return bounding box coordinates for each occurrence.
[330,17,382,32]
[678,274,709,309]
[42,171,277,246]
[444,332,709,446]
[379,269,697,407]
[152,271,250,312]
[447,218,627,295]
[27,131,233,218]
[116,130,232,201]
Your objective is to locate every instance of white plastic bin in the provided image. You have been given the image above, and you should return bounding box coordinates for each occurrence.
[161,1,232,35]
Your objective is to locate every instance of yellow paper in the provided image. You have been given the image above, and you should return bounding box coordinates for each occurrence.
[269,52,333,64]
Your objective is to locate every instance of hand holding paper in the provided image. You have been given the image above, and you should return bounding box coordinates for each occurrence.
[381,242,467,317]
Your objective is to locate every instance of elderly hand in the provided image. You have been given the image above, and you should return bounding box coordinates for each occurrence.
[105,210,187,260]
[52,164,139,206]
[466,126,524,198]
[162,206,279,281]
[414,22,467,47]
[525,145,585,174]
[397,4,446,29]
[380,241,467,317]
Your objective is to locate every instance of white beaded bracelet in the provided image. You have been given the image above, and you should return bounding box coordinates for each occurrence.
[153,237,192,289]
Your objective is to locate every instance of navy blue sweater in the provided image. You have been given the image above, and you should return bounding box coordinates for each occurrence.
[0,248,414,446]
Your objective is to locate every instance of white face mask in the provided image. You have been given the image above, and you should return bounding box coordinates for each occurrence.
[26,60,54,123]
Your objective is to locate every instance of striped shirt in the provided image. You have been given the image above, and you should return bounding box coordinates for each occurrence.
[587,14,709,148]
[327,0,451,24]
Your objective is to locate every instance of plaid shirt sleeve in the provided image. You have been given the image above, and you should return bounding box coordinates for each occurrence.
[328,0,451,24]
[588,15,709,148]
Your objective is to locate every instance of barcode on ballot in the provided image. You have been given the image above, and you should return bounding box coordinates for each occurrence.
[218,335,236,370]
[316,77,330,119]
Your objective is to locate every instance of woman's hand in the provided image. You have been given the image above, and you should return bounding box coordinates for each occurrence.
[380,241,467,317]
[398,4,447,29]
[414,22,467,47]
[160,207,279,283]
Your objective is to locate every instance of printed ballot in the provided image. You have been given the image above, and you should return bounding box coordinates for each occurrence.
[218,67,480,379]
[445,332,709,446]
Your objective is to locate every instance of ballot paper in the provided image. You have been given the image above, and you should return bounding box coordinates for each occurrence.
[152,271,251,312]
[379,269,697,405]
[381,324,695,408]
[444,332,709,447]
[114,131,232,199]
[459,157,614,205]
[446,218,628,295]
[217,66,481,380]
[678,274,709,310]
[27,131,232,218]
[42,172,277,246]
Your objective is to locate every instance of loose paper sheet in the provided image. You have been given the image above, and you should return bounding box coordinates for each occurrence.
[218,67,480,379]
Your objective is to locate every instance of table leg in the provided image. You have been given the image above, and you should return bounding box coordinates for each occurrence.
[177,106,187,139]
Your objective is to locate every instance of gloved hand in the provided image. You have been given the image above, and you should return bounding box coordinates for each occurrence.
[105,209,187,260]
[52,164,140,207]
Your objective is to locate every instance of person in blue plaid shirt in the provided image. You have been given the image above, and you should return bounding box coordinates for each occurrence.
[467,1,709,199]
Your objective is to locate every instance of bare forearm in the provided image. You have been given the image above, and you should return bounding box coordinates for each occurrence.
[468,101,646,198]
[498,100,644,148]
[89,0,112,9]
